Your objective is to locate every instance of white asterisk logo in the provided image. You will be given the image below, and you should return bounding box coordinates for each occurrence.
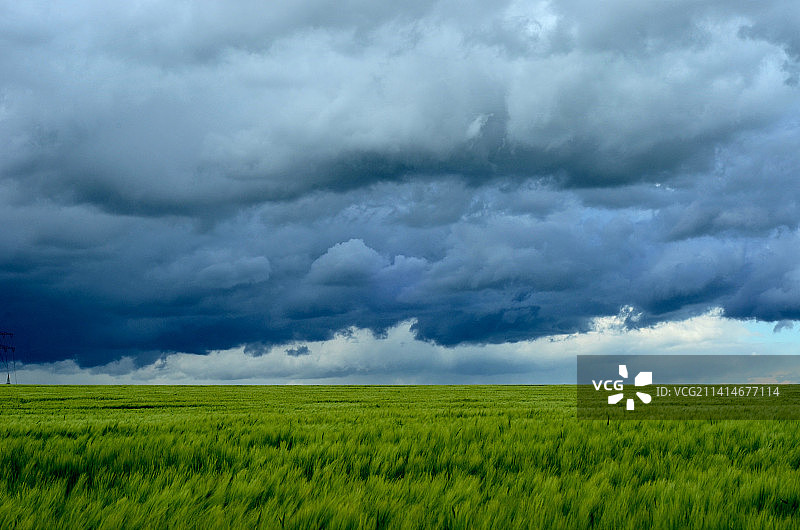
[608,364,652,410]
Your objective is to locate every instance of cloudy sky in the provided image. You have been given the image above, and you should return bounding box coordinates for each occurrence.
[2,1,800,383]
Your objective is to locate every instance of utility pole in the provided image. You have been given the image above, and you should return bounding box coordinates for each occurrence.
[0,332,15,384]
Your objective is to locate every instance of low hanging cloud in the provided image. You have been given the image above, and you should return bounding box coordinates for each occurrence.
[285,345,311,357]
[16,310,800,384]
[1,1,799,370]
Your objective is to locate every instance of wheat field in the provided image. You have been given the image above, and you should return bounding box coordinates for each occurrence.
[1,385,799,529]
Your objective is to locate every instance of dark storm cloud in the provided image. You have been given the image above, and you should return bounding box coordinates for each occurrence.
[1,1,799,367]
[3,1,796,212]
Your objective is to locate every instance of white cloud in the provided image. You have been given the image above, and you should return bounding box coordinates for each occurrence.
[14,309,797,384]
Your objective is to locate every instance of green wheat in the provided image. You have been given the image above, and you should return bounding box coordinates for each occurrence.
[0,385,798,529]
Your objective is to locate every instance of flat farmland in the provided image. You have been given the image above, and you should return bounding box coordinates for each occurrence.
[1,386,799,529]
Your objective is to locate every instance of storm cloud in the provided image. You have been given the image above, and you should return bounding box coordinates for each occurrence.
[1,1,799,371]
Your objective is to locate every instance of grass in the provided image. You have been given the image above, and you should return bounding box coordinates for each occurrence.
[1,385,799,528]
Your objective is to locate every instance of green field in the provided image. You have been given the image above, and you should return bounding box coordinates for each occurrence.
[1,385,799,529]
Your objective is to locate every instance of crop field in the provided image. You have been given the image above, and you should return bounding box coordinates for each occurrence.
[1,385,799,529]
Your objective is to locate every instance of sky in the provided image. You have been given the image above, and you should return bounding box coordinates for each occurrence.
[2,1,800,383]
